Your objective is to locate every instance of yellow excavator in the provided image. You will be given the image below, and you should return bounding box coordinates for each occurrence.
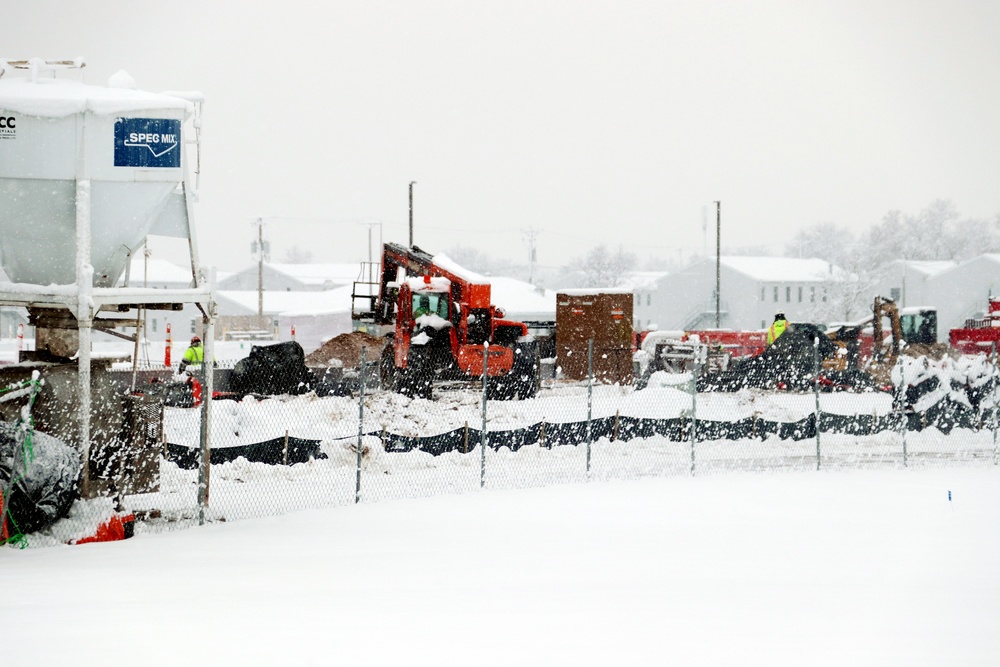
[826,296,936,385]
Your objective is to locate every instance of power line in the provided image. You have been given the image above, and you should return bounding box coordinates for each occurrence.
[260,215,396,227]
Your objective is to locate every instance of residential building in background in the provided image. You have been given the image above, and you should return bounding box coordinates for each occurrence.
[638,257,843,332]
[216,262,364,292]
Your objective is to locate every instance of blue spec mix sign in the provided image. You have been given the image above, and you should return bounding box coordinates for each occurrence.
[114,117,181,168]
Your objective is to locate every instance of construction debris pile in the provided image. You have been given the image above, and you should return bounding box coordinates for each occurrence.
[304,331,387,369]
[697,324,882,393]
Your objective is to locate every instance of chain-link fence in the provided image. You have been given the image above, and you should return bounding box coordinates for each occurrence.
[3,343,998,548]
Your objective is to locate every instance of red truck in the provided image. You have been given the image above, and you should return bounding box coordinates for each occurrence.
[950,298,1000,355]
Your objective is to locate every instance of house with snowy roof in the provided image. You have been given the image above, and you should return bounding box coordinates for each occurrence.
[621,271,670,333]
[867,255,1000,342]
[475,277,557,323]
[216,262,363,292]
[639,257,845,332]
[870,260,957,312]
[214,286,355,353]
[108,257,228,344]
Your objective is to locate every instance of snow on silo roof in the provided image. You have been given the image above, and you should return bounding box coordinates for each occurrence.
[0,72,193,117]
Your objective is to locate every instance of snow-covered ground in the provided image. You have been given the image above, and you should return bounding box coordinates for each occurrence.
[2,467,997,666]
[3,340,997,664]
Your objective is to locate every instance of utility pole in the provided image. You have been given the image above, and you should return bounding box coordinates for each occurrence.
[252,218,268,323]
[715,201,721,329]
[257,218,264,319]
[358,220,383,268]
[523,227,540,285]
[408,181,416,248]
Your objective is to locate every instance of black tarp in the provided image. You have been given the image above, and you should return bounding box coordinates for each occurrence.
[0,422,80,535]
[229,341,315,397]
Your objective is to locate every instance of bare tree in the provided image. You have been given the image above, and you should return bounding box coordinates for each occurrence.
[445,245,527,281]
[788,201,1000,322]
[861,200,997,262]
[785,222,854,264]
[282,245,314,264]
[572,245,637,288]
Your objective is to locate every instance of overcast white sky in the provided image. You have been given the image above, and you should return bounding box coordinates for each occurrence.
[6,1,1000,273]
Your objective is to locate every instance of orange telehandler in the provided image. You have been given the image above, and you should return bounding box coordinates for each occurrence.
[353,243,539,400]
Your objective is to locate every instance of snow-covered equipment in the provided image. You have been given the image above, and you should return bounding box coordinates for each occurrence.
[950,297,1000,355]
[0,426,81,537]
[0,58,217,507]
[230,341,314,397]
[0,57,213,357]
[353,243,539,400]
[636,331,733,383]
[0,373,81,541]
[694,297,947,394]
[0,58,200,287]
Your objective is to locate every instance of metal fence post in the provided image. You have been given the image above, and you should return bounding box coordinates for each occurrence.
[993,342,998,466]
[813,336,821,471]
[586,338,593,477]
[481,342,488,489]
[355,346,365,504]
[690,346,699,476]
[197,314,215,525]
[897,355,908,468]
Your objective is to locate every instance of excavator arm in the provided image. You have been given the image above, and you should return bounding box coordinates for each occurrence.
[868,296,902,384]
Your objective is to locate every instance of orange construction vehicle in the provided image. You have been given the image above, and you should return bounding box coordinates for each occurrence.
[354,243,539,399]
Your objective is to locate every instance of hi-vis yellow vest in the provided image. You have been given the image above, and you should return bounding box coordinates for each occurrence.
[767,320,787,345]
[183,344,204,364]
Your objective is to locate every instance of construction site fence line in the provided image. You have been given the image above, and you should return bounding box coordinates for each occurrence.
[162,409,999,470]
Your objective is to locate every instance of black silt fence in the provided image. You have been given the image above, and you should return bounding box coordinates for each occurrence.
[166,436,325,470]
[164,403,997,467]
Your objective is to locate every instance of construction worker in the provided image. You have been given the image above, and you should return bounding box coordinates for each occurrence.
[413,294,432,318]
[178,335,204,373]
[767,313,788,346]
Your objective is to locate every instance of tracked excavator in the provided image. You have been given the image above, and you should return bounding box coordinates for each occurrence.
[353,243,540,400]
[826,296,937,384]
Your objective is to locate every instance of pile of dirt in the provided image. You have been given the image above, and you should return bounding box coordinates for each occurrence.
[902,342,959,361]
[305,331,387,369]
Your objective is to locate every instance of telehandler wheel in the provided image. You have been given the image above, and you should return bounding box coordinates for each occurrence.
[379,341,396,390]
[405,346,434,400]
[512,340,540,399]
[486,374,515,401]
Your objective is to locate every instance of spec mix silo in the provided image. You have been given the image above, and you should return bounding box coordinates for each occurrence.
[0,61,214,505]
[0,61,193,287]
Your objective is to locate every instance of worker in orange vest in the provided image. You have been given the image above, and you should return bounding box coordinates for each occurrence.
[767,313,788,346]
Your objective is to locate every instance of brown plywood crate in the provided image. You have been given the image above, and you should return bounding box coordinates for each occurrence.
[556,291,634,383]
